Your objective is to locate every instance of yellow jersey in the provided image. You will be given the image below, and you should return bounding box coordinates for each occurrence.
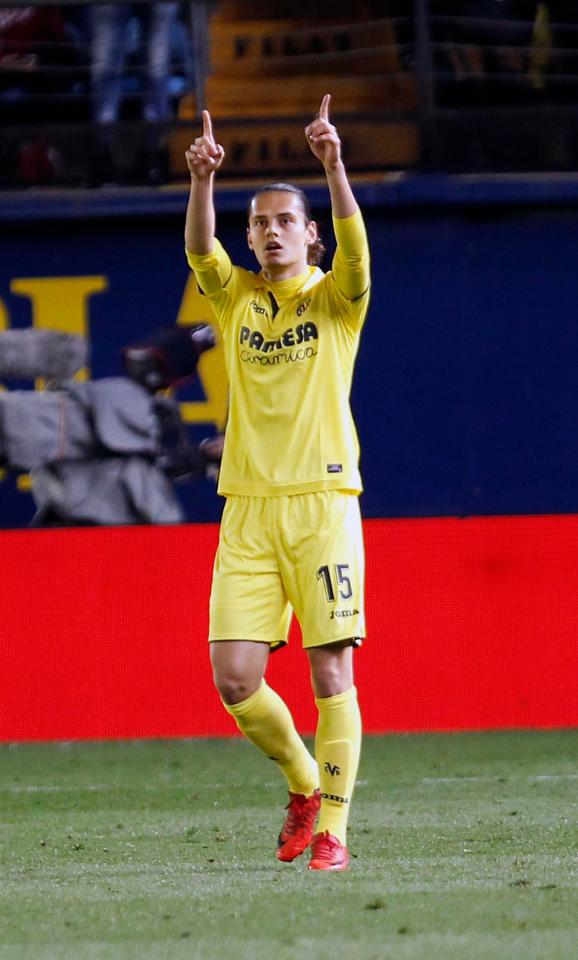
[186,208,370,497]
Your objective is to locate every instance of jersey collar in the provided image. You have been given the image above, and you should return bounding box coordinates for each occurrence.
[255,265,323,299]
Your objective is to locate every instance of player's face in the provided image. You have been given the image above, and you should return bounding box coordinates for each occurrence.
[247,191,318,280]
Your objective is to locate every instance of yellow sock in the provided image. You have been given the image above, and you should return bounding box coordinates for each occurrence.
[315,686,362,845]
[224,681,318,796]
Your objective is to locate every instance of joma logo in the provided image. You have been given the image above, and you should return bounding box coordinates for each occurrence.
[330,608,359,619]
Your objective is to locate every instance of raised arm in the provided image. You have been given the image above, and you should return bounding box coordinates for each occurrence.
[305,94,357,219]
[305,95,369,301]
[184,110,225,254]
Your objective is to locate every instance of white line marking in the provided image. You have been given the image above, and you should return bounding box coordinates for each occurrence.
[2,773,578,796]
[420,773,578,785]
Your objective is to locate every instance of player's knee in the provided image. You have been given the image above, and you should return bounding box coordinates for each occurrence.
[309,643,354,698]
[312,668,349,699]
[213,669,259,705]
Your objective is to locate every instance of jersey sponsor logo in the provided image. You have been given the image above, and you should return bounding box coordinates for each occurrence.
[330,608,359,619]
[239,321,319,365]
[296,298,311,317]
[239,321,318,353]
[324,762,341,776]
[320,792,349,804]
[240,347,317,365]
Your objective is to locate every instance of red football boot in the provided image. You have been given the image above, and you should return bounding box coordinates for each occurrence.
[308,830,349,871]
[276,789,321,862]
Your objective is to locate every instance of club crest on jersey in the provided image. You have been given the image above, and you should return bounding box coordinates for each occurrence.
[239,322,318,353]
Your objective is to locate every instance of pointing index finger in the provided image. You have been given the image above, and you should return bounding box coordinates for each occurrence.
[319,94,331,122]
[202,109,214,140]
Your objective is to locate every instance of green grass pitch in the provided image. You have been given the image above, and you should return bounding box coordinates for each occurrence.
[1,730,577,959]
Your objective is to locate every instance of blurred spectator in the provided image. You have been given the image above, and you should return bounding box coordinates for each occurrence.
[89,1,181,184]
[91,1,179,124]
[0,5,84,184]
[0,5,82,121]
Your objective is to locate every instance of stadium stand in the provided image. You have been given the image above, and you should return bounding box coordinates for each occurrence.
[1,1,578,187]
[169,4,419,177]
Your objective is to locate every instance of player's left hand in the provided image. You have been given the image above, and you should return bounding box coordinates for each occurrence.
[305,94,342,170]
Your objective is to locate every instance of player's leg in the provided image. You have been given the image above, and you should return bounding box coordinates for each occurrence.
[211,639,318,798]
[209,497,319,860]
[307,641,361,870]
[279,491,365,870]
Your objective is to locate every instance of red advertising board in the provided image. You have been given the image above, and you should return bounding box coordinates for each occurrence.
[1,515,577,741]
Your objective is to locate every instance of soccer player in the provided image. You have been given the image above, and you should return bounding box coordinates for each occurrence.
[184,95,370,871]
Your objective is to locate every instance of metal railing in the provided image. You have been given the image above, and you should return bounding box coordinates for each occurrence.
[1,0,578,189]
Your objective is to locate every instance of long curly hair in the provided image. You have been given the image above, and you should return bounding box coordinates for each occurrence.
[247,183,326,266]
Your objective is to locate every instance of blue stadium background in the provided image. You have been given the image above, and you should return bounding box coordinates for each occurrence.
[2,176,578,528]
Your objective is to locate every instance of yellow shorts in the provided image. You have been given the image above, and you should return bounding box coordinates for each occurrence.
[209,491,365,650]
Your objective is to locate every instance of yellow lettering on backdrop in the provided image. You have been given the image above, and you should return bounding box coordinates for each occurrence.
[10,276,108,382]
[7,277,107,491]
[175,274,228,432]
[17,475,32,491]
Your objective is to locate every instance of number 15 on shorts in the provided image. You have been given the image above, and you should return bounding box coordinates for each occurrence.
[316,564,353,603]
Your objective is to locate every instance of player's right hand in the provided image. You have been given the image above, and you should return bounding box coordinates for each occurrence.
[185,110,225,179]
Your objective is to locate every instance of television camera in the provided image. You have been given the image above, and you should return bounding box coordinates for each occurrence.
[0,326,221,526]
